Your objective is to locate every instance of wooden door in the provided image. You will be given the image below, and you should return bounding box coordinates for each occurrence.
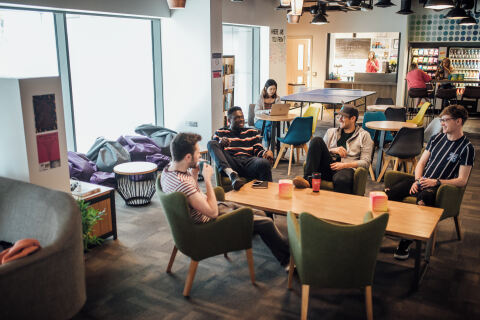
[287,37,312,94]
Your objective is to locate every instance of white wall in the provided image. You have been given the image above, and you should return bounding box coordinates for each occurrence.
[287,2,409,105]
[161,0,220,148]
[19,77,70,192]
[0,78,30,182]
[223,0,287,96]
[0,0,170,18]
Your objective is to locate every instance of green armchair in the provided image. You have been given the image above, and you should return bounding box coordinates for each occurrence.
[155,178,255,296]
[321,167,368,196]
[214,165,253,192]
[287,211,389,320]
[384,171,466,241]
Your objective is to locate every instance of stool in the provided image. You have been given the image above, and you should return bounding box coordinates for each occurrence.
[460,86,480,114]
[435,88,458,114]
[407,88,431,117]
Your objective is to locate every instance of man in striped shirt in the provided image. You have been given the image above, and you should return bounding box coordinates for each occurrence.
[161,133,290,266]
[208,106,274,190]
[385,105,475,260]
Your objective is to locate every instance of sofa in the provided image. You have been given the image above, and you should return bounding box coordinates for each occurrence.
[0,177,86,320]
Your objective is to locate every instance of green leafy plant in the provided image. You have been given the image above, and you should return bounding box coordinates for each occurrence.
[77,199,105,250]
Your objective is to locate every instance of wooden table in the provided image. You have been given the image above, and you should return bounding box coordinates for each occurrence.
[226,181,443,291]
[113,162,158,206]
[366,121,418,179]
[71,180,117,240]
[367,105,405,112]
[257,113,297,157]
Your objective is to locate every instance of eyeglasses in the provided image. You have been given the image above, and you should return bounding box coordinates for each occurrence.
[439,117,455,123]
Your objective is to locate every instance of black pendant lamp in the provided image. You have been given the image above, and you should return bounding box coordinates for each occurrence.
[424,0,454,10]
[445,5,469,19]
[311,3,328,25]
[459,11,478,25]
[397,0,414,14]
[374,0,396,7]
[347,0,363,8]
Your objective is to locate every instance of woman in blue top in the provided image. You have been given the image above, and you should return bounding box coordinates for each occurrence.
[254,79,281,144]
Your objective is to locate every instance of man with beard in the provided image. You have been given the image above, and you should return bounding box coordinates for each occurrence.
[161,133,290,268]
[208,106,274,191]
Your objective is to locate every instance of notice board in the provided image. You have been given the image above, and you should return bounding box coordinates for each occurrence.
[335,38,370,59]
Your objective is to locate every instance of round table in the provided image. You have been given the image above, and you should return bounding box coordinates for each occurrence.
[367,105,405,112]
[113,162,158,206]
[365,121,418,179]
[256,113,297,157]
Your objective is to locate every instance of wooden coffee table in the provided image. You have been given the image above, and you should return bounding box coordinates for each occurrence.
[226,181,443,291]
[113,162,158,206]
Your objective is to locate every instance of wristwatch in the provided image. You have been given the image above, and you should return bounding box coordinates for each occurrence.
[436,178,441,186]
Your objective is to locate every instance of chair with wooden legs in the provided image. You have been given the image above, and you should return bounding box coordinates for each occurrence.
[377,127,424,182]
[156,178,255,296]
[273,117,313,176]
[287,211,389,320]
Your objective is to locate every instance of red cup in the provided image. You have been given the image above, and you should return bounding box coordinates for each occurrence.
[312,172,321,193]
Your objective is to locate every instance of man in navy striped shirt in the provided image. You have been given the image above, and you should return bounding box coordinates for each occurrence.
[385,105,475,260]
[208,106,274,190]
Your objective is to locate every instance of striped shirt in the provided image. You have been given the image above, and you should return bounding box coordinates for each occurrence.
[213,127,266,158]
[161,163,210,224]
[423,133,475,180]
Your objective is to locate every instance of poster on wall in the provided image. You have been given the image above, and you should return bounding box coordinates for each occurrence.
[212,53,222,78]
[270,28,286,65]
[33,94,57,133]
[33,94,60,171]
[36,131,61,171]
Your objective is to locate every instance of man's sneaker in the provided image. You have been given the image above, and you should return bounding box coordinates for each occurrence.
[229,172,246,191]
[293,176,310,189]
[394,239,413,260]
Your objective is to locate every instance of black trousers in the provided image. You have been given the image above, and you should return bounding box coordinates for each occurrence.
[385,175,438,206]
[208,140,273,182]
[304,137,354,194]
[218,202,290,265]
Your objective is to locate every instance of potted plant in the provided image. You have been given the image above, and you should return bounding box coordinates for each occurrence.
[77,199,105,251]
[167,0,186,9]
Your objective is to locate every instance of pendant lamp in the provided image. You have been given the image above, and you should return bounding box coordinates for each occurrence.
[291,0,304,15]
[445,5,469,19]
[167,0,186,9]
[397,0,414,14]
[459,11,478,25]
[424,0,454,10]
[374,0,396,7]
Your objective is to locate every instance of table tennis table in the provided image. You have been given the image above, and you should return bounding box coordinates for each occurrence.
[281,88,376,126]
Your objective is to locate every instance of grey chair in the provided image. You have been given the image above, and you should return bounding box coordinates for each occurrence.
[424,118,442,145]
[385,107,407,122]
[247,103,256,127]
[0,177,86,320]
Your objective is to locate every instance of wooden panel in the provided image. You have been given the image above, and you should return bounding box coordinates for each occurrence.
[90,199,113,238]
[225,181,442,241]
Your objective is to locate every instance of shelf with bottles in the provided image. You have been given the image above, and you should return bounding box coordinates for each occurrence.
[449,48,480,59]
[450,59,480,70]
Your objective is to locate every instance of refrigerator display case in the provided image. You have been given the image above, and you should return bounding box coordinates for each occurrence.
[411,47,439,79]
[449,47,480,82]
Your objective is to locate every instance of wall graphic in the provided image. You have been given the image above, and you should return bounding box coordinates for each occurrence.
[409,12,480,43]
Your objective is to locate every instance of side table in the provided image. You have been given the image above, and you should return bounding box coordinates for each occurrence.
[113,162,158,206]
[71,180,117,240]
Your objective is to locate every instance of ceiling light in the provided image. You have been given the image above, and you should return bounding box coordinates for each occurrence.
[361,3,374,11]
[167,0,186,9]
[347,0,362,7]
[276,0,291,9]
[397,0,414,14]
[459,11,477,25]
[445,6,469,19]
[311,13,328,25]
[374,0,396,7]
[287,12,301,23]
[291,0,304,15]
[424,0,454,10]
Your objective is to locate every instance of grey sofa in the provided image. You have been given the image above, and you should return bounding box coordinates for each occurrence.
[0,177,86,320]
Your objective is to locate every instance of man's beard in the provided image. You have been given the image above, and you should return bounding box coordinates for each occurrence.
[189,160,197,169]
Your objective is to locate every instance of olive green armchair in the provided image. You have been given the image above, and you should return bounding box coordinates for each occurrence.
[155,178,255,296]
[287,211,389,320]
[214,165,253,192]
[320,167,368,196]
[384,171,467,254]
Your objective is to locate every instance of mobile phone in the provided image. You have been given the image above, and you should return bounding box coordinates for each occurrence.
[252,180,268,189]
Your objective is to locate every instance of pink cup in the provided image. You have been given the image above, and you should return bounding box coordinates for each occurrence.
[279,179,293,198]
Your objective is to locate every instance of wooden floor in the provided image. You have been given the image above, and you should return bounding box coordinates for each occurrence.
[74,118,480,320]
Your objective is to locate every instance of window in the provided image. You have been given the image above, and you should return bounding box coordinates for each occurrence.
[0,9,58,78]
[66,14,155,152]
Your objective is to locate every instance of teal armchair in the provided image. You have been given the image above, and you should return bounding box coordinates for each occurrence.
[156,178,255,296]
[287,211,389,320]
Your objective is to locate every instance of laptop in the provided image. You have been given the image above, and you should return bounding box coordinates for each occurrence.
[269,103,290,116]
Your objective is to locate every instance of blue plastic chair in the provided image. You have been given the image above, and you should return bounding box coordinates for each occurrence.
[273,116,313,176]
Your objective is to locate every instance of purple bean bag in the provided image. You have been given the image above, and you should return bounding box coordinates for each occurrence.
[68,151,97,182]
[146,153,170,171]
[90,171,116,188]
[117,136,163,161]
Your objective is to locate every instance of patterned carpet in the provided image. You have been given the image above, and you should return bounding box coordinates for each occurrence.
[73,119,480,320]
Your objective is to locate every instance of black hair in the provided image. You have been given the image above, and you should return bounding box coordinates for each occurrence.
[170,132,202,162]
[262,79,278,99]
[227,106,243,119]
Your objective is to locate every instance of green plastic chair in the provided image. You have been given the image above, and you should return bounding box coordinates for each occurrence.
[407,101,431,126]
[384,171,468,254]
[287,211,389,320]
[155,177,255,296]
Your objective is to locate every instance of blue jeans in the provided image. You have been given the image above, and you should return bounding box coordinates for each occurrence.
[255,120,272,143]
